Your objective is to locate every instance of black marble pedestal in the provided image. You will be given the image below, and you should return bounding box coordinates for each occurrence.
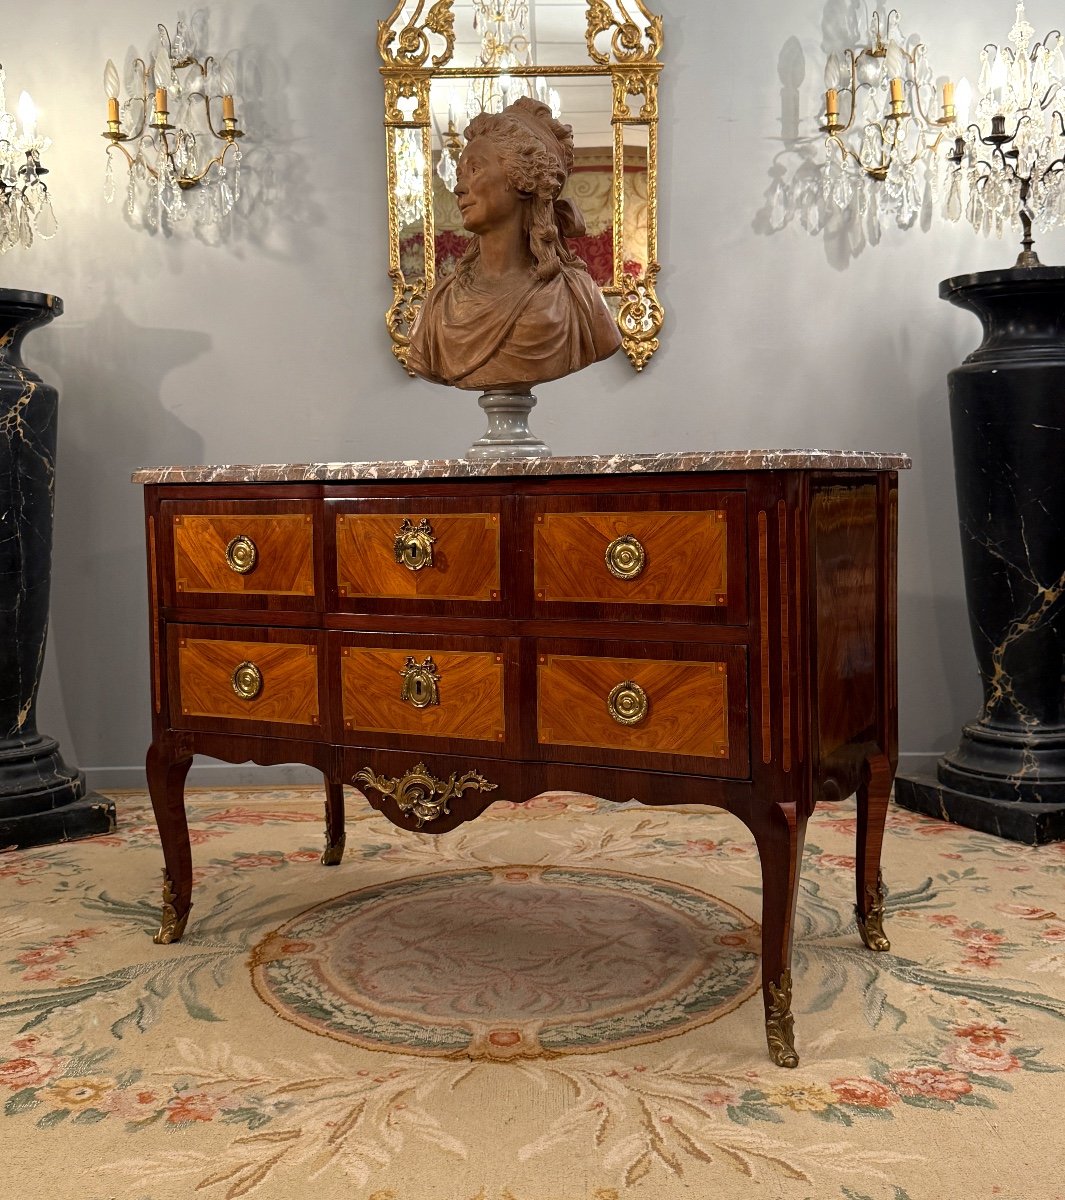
[895,267,1065,844]
[0,289,115,849]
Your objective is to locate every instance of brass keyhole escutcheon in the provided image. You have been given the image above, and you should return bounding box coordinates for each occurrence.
[607,680,648,725]
[231,661,263,700]
[225,535,258,574]
[399,655,441,708]
[394,517,436,571]
[605,534,646,580]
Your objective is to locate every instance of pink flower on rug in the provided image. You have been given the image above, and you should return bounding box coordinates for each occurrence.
[830,1077,898,1109]
[21,968,60,982]
[819,816,858,835]
[956,928,1006,947]
[187,828,225,845]
[701,1088,740,1107]
[10,1035,47,1053]
[286,850,322,863]
[231,854,282,870]
[16,945,65,966]
[0,858,53,880]
[930,915,962,927]
[103,1087,163,1118]
[960,948,1002,969]
[0,1055,60,1089]
[812,853,857,870]
[944,1044,1020,1073]
[887,1065,973,1100]
[953,1022,1015,1045]
[166,1091,221,1123]
[1039,926,1065,943]
[682,839,719,854]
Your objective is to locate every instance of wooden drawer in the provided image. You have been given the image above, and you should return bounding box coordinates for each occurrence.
[337,634,513,751]
[165,503,316,604]
[170,627,323,734]
[536,640,750,777]
[332,500,503,609]
[530,492,746,623]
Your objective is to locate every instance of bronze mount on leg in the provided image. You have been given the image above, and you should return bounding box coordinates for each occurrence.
[856,869,891,951]
[153,870,190,945]
[765,969,799,1068]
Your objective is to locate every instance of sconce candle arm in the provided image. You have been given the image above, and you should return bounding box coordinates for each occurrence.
[102,22,246,225]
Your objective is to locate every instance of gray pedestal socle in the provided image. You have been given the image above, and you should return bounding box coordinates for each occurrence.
[0,289,115,848]
[466,389,550,460]
[895,267,1065,844]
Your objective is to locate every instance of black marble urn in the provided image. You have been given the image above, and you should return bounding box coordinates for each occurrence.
[895,267,1065,843]
[0,289,115,848]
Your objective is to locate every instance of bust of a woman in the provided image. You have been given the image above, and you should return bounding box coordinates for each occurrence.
[406,97,621,391]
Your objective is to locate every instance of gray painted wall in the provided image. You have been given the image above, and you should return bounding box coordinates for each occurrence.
[7,1,1053,789]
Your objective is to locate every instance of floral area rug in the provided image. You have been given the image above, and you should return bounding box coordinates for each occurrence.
[2,787,1064,1200]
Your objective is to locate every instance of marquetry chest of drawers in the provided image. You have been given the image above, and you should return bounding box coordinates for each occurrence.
[134,450,909,1067]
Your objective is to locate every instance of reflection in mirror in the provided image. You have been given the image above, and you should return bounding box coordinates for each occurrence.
[380,1,664,373]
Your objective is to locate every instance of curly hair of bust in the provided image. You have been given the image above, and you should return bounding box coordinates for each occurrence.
[455,98,586,284]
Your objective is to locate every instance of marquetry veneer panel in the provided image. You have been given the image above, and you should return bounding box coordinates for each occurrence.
[537,652,730,759]
[341,645,506,742]
[175,636,320,726]
[335,512,501,601]
[533,509,728,605]
[172,513,315,597]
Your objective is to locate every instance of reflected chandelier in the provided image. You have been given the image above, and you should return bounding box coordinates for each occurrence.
[944,2,1065,265]
[433,0,560,194]
[101,19,244,230]
[819,8,955,229]
[0,67,55,253]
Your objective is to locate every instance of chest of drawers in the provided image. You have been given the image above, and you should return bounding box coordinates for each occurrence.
[135,450,908,1067]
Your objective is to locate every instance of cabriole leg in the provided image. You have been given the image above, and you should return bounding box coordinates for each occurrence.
[146,742,193,944]
[751,801,809,1068]
[322,778,346,865]
[856,754,893,952]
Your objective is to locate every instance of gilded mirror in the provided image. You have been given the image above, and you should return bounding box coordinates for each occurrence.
[379,1,664,373]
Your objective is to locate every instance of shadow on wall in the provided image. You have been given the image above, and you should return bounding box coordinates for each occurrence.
[35,296,207,775]
[753,2,935,271]
[103,5,322,260]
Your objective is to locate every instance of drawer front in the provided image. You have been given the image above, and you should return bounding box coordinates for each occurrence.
[335,510,501,604]
[169,509,315,600]
[173,631,321,730]
[530,492,747,623]
[536,641,749,777]
[340,641,507,745]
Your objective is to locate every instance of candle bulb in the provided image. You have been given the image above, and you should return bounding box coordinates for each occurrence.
[222,94,235,121]
[154,87,168,115]
[889,77,903,104]
[943,80,955,107]
[108,97,120,123]
[17,92,37,141]
[825,88,839,120]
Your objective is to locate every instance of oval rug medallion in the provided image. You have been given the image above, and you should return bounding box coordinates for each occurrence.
[249,865,760,1059]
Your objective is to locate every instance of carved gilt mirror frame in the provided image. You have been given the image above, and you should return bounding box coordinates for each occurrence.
[379,1,664,374]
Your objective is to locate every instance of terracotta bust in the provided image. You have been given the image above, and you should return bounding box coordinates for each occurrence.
[406,97,622,391]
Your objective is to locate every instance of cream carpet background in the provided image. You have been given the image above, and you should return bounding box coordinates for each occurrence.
[2,788,1064,1200]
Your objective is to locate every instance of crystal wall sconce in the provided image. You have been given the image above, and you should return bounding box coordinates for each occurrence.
[0,66,56,252]
[944,2,1065,265]
[819,7,954,228]
[102,19,244,230]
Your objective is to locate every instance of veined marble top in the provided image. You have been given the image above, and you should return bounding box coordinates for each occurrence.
[133,449,910,485]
